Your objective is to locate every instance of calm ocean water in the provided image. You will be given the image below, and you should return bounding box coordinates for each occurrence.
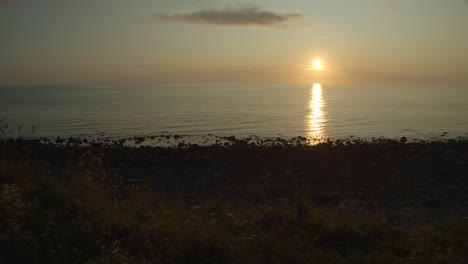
[1,84,468,140]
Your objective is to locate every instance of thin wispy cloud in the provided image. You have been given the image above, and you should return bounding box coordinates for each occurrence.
[155,6,302,27]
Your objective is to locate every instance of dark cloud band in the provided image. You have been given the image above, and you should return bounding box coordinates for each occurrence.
[155,7,302,26]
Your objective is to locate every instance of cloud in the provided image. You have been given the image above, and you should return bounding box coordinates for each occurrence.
[155,6,302,27]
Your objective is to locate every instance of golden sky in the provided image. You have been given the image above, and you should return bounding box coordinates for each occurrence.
[1,0,467,86]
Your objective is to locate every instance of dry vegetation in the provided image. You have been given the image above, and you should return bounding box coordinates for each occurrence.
[1,134,467,263]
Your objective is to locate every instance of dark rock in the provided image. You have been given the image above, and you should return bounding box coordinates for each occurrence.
[224,136,236,141]
[399,137,407,144]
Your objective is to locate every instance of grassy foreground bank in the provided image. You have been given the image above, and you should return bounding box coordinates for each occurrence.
[1,138,467,263]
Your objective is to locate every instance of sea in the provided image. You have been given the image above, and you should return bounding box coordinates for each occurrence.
[1,83,468,142]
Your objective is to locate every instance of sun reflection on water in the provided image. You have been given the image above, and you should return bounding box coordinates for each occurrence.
[307,83,326,141]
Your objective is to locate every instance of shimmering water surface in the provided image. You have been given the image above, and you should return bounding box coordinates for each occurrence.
[1,84,468,140]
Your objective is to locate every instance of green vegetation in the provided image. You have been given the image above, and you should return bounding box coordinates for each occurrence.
[1,138,467,263]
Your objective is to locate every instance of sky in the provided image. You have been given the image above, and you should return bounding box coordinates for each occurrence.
[1,0,467,86]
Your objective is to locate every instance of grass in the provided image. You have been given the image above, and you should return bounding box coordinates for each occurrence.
[0,138,467,263]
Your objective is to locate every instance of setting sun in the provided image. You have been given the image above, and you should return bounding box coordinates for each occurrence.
[313,59,322,70]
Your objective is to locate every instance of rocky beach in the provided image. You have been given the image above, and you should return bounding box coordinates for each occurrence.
[1,136,467,262]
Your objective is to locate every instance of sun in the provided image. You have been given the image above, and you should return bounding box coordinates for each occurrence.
[306,58,325,71]
[313,59,322,70]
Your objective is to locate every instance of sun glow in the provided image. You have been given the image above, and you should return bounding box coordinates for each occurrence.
[313,59,322,70]
[308,59,324,71]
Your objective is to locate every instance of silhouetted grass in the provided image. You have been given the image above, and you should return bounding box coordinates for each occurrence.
[1,138,467,263]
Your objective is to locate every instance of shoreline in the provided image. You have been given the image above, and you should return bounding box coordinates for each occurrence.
[16,132,468,147]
